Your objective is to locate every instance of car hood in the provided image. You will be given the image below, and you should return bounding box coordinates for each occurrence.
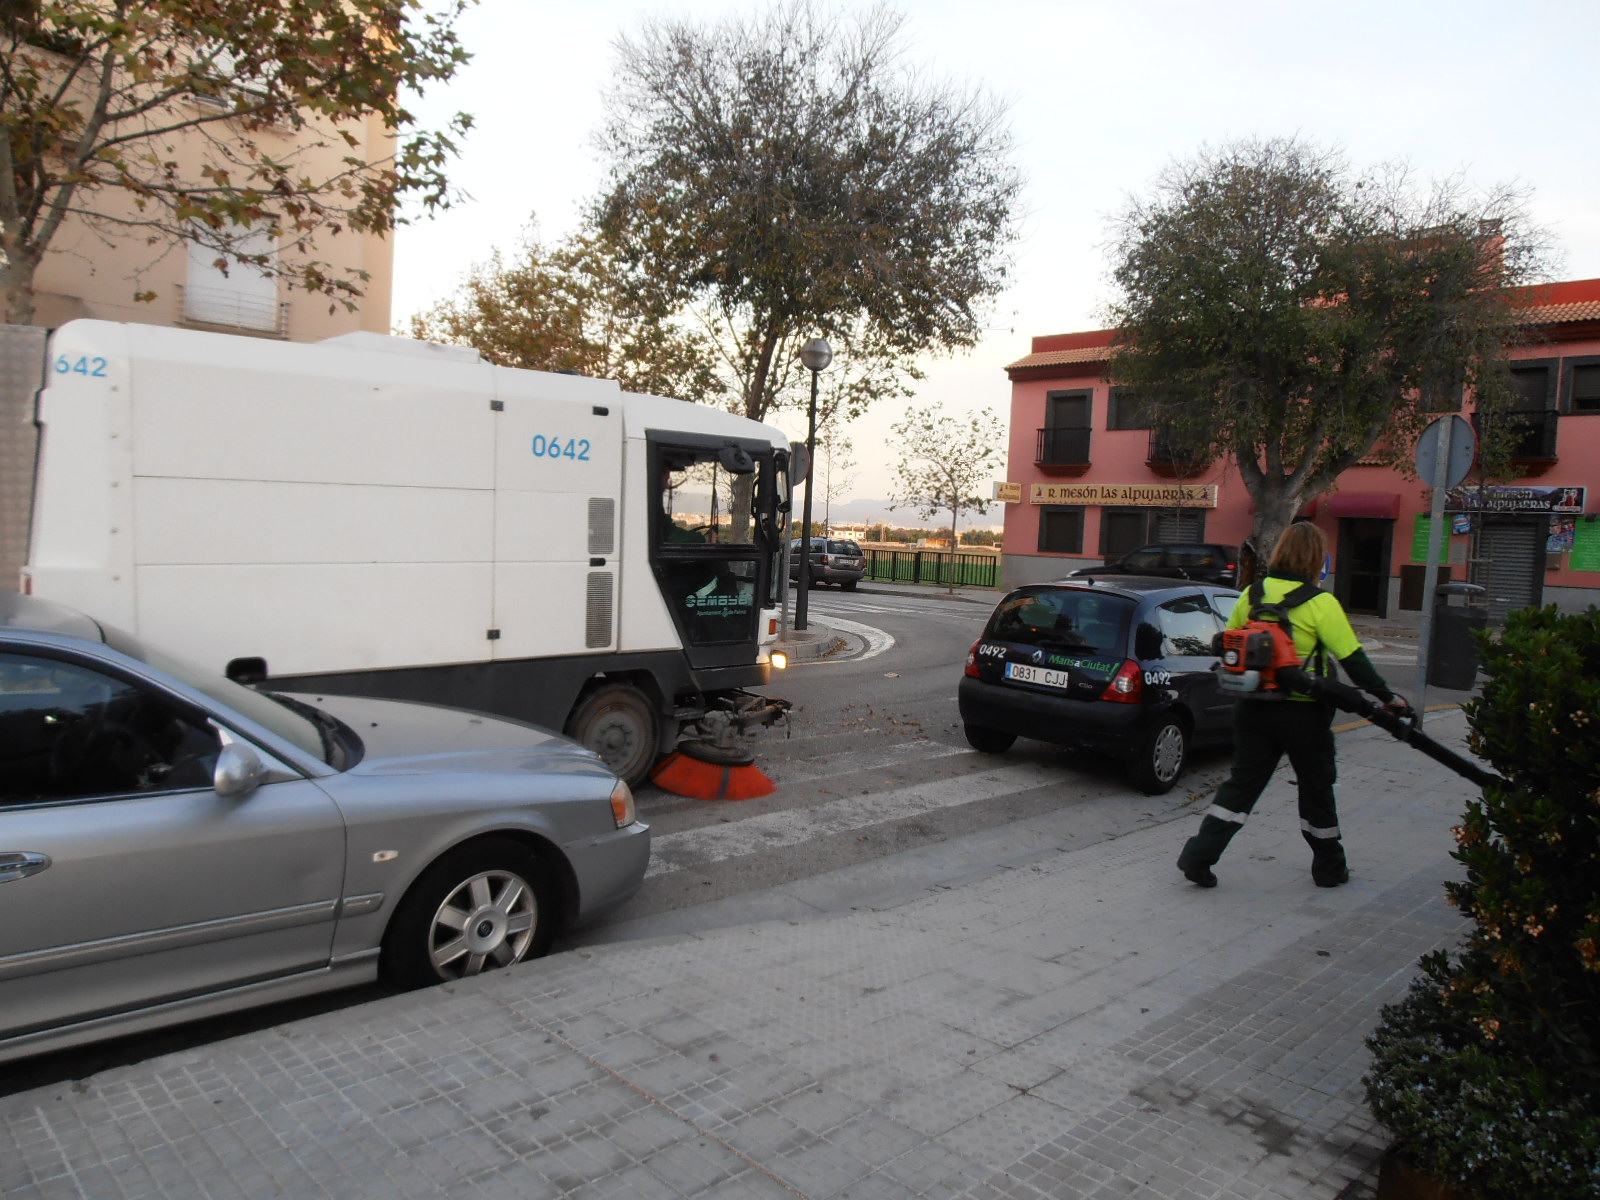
[282,692,606,778]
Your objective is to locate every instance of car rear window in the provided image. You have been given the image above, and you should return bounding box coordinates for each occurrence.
[827,540,862,555]
[987,588,1133,656]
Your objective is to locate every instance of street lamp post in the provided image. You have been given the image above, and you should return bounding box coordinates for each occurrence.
[794,337,832,632]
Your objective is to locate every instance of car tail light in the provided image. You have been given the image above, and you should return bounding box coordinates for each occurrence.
[820,554,831,565]
[610,779,636,828]
[964,639,983,678]
[1100,660,1144,704]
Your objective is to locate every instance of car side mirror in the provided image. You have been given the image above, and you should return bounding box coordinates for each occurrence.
[214,727,266,799]
[1134,623,1163,660]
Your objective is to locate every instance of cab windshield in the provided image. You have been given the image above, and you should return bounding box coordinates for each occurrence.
[653,438,783,651]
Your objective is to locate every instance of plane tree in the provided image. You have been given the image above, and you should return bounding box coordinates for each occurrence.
[593,0,1021,431]
[0,0,474,324]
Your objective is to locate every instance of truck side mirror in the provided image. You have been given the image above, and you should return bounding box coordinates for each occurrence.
[227,656,267,685]
[717,444,755,475]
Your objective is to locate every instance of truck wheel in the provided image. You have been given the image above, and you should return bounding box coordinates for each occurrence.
[1127,716,1187,795]
[963,724,1016,754]
[381,837,555,990]
[568,683,659,786]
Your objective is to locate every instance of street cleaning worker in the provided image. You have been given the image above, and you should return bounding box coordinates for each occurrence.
[1177,522,1407,889]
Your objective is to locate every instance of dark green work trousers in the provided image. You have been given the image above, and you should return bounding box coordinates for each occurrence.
[1178,699,1347,883]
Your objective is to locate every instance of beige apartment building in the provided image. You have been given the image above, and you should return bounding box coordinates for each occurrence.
[28,103,396,341]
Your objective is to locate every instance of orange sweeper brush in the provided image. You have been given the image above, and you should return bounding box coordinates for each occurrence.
[650,744,776,801]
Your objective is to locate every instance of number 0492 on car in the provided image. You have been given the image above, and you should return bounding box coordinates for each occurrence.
[1004,662,1069,688]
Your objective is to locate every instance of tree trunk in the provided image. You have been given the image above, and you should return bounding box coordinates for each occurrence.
[1,250,40,326]
[1248,486,1303,578]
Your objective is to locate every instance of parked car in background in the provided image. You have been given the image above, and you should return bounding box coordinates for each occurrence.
[1069,543,1239,586]
[0,592,649,1064]
[958,577,1241,794]
[790,537,868,590]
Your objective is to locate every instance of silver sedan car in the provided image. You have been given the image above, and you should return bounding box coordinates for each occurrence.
[0,593,650,1063]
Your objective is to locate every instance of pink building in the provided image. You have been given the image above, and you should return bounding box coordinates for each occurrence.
[999,278,1600,620]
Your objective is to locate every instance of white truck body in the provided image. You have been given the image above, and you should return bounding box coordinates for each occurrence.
[7,320,793,783]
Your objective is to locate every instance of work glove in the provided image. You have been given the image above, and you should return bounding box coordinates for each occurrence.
[1381,694,1415,722]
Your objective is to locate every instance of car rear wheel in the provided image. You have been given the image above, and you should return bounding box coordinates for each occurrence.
[842,578,858,591]
[1127,716,1187,795]
[382,837,556,989]
[963,724,1016,754]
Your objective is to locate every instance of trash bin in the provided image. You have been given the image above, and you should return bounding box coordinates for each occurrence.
[1428,582,1487,690]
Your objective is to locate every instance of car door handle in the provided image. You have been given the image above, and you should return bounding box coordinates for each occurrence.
[0,852,53,883]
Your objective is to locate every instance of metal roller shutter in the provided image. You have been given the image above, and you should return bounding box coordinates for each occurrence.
[1473,520,1544,625]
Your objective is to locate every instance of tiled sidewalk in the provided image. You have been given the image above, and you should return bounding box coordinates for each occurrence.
[0,714,1476,1199]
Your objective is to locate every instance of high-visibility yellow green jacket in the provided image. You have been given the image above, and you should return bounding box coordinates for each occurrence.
[1224,572,1394,702]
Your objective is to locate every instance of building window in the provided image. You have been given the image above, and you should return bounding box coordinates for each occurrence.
[1508,359,1558,410]
[1477,358,1560,461]
[1562,357,1600,415]
[1100,508,1150,557]
[184,223,281,333]
[1038,506,1084,554]
[1036,390,1092,468]
[1107,388,1152,430]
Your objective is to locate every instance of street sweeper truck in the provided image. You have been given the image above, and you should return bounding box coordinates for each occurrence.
[1,319,794,789]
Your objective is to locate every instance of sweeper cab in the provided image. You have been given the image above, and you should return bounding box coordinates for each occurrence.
[4,320,794,797]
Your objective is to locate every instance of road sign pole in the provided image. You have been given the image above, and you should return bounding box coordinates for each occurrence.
[1413,420,1459,726]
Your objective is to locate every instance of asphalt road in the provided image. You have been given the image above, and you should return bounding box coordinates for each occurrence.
[568,585,1236,948]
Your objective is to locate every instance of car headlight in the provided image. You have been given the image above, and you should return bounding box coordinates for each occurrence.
[610,779,636,828]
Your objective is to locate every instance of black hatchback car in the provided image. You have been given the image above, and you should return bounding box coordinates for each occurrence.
[1068,543,1238,586]
[958,577,1241,794]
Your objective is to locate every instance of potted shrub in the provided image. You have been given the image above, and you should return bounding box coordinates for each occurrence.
[1363,605,1600,1200]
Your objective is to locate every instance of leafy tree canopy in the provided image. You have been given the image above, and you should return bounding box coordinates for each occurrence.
[1,0,474,323]
[408,223,726,403]
[889,403,1004,560]
[1105,137,1549,557]
[594,0,1020,428]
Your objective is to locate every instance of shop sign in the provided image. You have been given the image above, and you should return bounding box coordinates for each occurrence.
[1444,485,1585,513]
[1029,483,1218,507]
[993,481,1023,503]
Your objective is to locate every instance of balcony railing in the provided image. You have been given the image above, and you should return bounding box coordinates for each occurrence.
[1145,431,1213,477]
[1474,410,1559,471]
[178,284,289,338]
[1035,426,1091,476]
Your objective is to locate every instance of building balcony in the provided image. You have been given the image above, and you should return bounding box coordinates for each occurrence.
[1473,410,1559,476]
[1035,426,1091,476]
[1145,431,1214,478]
[177,284,289,338]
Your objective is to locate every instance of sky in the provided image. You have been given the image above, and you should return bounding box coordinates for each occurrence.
[391,0,1600,514]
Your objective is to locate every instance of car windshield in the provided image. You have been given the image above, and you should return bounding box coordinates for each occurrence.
[100,624,334,764]
[988,588,1133,656]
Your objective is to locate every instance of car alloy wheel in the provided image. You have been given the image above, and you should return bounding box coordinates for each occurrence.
[427,867,537,980]
[382,838,556,989]
[1128,717,1187,795]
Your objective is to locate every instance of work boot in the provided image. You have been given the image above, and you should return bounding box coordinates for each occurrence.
[1177,855,1218,888]
[1312,861,1349,888]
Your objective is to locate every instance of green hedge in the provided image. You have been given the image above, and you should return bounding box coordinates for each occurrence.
[1363,606,1600,1199]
